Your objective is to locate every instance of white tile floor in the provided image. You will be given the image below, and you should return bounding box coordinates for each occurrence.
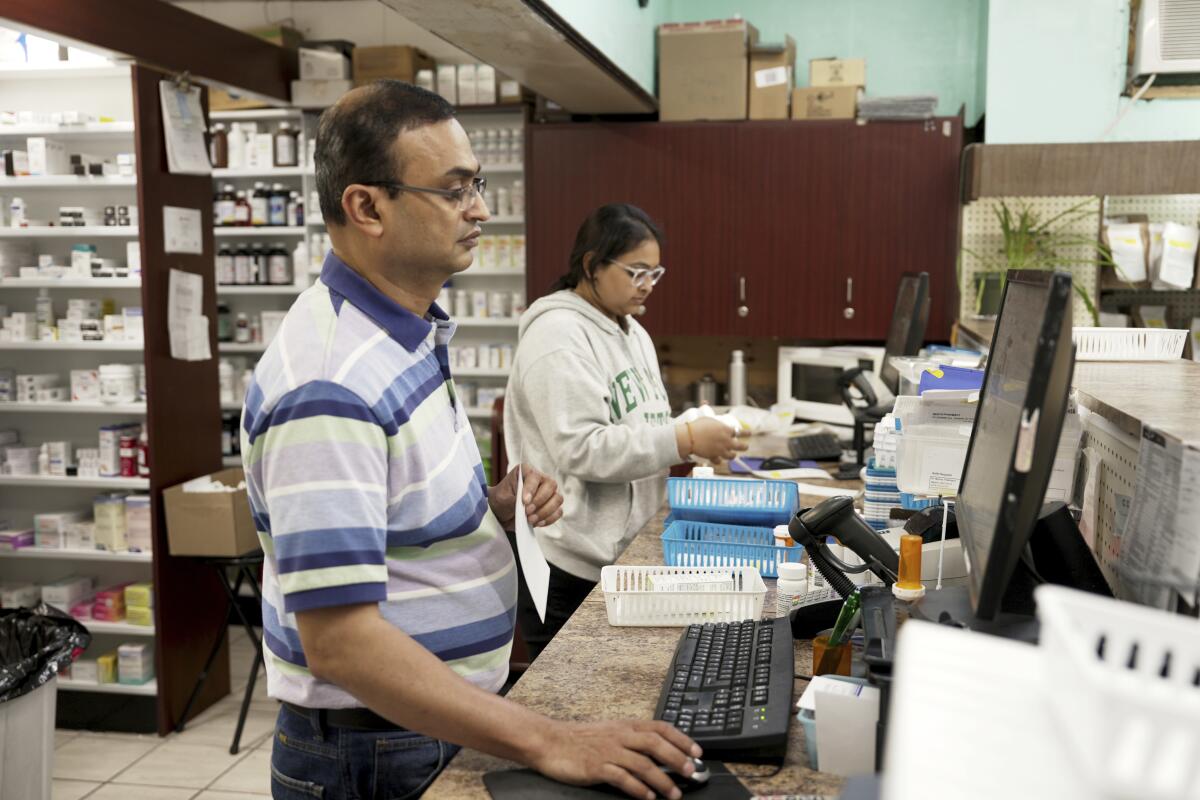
[53,628,276,800]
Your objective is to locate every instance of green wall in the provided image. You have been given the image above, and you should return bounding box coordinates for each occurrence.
[543,0,662,99]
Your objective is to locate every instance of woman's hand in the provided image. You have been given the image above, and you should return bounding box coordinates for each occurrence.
[677,418,748,463]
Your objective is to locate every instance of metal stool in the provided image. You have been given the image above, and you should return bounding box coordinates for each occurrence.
[174,551,264,754]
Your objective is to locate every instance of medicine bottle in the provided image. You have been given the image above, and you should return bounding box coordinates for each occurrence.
[268,183,288,226]
[233,245,251,285]
[776,561,808,618]
[215,245,234,285]
[268,242,292,285]
[274,121,298,167]
[234,313,251,344]
[233,190,251,226]
[209,123,229,168]
[250,182,268,227]
[729,350,747,407]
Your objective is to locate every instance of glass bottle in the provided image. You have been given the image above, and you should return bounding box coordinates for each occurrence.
[268,242,292,285]
[273,121,298,167]
[250,182,268,227]
[268,183,287,226]
[234,313,251,344]
[209,122,229,168]
[234,190,251,226]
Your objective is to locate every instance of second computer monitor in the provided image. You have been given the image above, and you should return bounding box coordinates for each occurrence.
[878,272,930,396]
[954,269,1075,620]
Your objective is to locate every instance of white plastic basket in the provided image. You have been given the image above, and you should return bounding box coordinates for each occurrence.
[1071,327,1188,361]
[600,566,766,627]
[1035,585,1200,800]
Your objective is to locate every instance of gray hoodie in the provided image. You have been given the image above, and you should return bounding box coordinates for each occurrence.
[503,290,679,581]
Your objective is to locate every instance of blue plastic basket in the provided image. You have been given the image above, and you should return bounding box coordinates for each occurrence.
[661,518,804,578]
[667,477,798,527]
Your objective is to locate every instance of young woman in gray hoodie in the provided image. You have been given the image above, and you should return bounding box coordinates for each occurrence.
[503,204,746,658]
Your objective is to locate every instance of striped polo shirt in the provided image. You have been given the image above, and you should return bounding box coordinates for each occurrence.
[241,251,516,709]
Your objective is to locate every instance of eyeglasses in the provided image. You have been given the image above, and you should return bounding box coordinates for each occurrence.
[609,259,666,288]
[360,176,487,211]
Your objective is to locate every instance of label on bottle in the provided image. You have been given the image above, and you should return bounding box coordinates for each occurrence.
[218,199,236,225]
[251,197,268,226]
[276,136,296,167]
[233,255,251,285]
[268,254,291,285]
[234,204,251,225]
[269,196,287,226]
[216,254,234,285]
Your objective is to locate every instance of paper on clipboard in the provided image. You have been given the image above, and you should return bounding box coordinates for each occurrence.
[167,268,211,361]
[159,80,211,175]
[514,469,551,623]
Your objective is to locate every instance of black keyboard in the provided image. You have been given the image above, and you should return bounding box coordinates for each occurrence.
[788,431,844,461]
[653,618,794,759]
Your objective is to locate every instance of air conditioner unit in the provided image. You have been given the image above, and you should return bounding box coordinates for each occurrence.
[1131,0,1200,84]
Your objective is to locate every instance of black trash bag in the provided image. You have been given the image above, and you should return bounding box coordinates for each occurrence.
[0,603,91,703]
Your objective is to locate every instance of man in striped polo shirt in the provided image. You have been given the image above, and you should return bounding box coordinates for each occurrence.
[242,81,700,800]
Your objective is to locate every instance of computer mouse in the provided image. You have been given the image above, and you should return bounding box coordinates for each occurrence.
[760,456,800,471]
[659,757,710,794]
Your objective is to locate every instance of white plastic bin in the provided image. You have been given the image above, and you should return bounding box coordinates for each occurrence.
[894,424,972,496]
[0,676,56,800]
[600,566,766,626]
[1071,327,1187,361]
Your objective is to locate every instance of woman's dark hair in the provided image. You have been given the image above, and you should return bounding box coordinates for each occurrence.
[551,204,664,292]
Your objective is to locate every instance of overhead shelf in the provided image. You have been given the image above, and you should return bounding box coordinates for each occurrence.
[454,318,520,327]
[963,141,1200,201]
[212,166,308,178]
[219,342,267,353]
[0,546,151,563]
[59,679,157,696]
[210,108,302,122]
[0,401,146,414]
[0,64,130,81]
[487,216,524,224]
[0,277,140,289]
[0,474,149,490]
[0,122,134,138]
[454,367,510,378]
[214,226,306,237]
[460,268,524,277]
[0,341,142,351]
[0,226,138,238]
[216,284,303,295]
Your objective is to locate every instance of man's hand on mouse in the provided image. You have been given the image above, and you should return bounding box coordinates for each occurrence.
[528,718,702,800]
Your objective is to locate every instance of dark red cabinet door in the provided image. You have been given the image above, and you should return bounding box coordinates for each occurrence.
[526,118,961,341]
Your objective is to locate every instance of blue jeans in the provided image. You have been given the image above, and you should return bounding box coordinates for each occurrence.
[271,704,460,800]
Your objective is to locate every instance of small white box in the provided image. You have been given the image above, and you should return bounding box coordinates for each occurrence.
[0,582,39,608]
[436,65,458,105]
[495,235,512,269]
[34,511,88,548]
[299,47,351,80]
[475,65,497,104]
[66,521,94,550]
[415,69,435,92]
[70,659,99,684]
[41,575,94,608]
[291,79,354,109]
[118,643,154,684]
[26,137,69,176]
[126,241,141,273]
[456,64,477,106]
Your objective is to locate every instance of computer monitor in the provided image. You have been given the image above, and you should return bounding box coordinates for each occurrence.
[878,272,930,396]
[955,270,1075,621]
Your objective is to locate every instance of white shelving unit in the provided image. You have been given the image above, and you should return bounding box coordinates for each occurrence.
[218,342,267,354]
[0,475,149,490]
[0,59,156,710]
[0,226,138,238]
[212,166,307,179]
[211,108,301,123]
[0,277,140,289]
[217,285,303,296]
[487,216,525,225]
[0,547,151,563]
[0,175,136,187]
[454,318,521,328]
[59,678,157,696]
[0,401,146,414]
[214,226,306,237]
[455,367,512,378]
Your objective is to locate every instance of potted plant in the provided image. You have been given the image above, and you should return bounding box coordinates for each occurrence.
[961,199,1110,324]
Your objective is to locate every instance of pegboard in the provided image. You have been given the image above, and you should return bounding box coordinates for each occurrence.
[1080,412,1140,592]
[1104,194,1200,225]
[960,196,1101,326]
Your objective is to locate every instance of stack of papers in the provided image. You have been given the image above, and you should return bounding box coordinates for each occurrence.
[858,95,938,120]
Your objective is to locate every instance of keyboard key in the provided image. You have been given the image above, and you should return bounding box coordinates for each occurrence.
[681,694,700,706]
[691,724,725,736]
[662,710,678,723]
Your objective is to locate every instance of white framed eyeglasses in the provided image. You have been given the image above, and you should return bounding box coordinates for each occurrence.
[609,259,666,288]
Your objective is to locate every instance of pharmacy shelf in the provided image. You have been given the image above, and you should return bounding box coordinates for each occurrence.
[219,342,267,354]
[0,547,151,563]
[481,163,524,174]
[0,227,138,238]
[214,226,306,237]
[0,122,134,139]
[0,402,146,414]
[212,167,307,179]
[0,475,149,490]
[86,620,155,636]
[210,109,302,122]
[59,679,157,696]
[465,406,495,419]
[220,402,242,412]
[222,455,242,468]
[0,175,136,187]
[216,284,303,295]
[0,277,140,289]
[487,216,524,225]
[0,64,130,81]
[305,217,325,227]
[0,341,142,351]
[454,367,511,378]
[454,318,520,327]
[459,268,525,277]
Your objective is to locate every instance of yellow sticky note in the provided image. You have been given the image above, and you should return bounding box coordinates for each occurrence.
[925,368,945,379]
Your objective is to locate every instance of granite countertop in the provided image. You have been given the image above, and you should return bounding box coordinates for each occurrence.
[426,467,862,799]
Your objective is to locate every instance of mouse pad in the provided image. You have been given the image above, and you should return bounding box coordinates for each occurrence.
[483,761,752,799]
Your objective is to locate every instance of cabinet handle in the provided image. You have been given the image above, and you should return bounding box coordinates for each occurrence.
[736,276,749,318]
[846,278,854,304]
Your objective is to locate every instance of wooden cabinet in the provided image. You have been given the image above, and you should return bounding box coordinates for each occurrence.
[527,118,962,341]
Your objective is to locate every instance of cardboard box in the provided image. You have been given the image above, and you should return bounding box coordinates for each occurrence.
[748,35,796,120]
[208,26,302,111]
[163,468,259,557]
[810,57,866,88]
[792,86,858,120]
[457,64,478,105]
[659,19,759,121]
[475,65,497,104]
[436,65,458,105]
[498,75,523,103]
[299,47,351,80]
[352,45,435,88]
[291,79,353,109]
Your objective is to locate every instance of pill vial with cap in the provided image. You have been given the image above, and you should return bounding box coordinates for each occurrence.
[892,533,926,601]
[773,523,795,562]
[776,561,808,617]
